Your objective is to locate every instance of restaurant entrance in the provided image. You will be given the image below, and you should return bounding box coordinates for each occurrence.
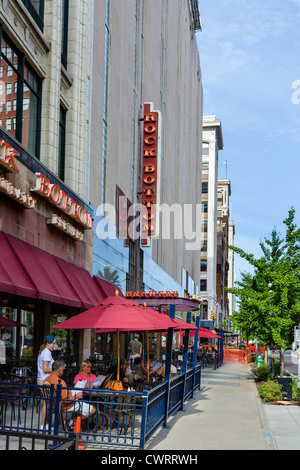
[0,293,82,372]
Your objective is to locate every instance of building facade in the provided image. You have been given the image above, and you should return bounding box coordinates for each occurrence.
[217,178,234,327]
[0,0,204,366]
[91,0,203,302]
[200,115,223,328]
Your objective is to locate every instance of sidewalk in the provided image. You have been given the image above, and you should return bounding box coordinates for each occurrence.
[145,363,300,451]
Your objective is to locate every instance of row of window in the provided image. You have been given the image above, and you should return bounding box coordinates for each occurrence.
[0,98,30,112]
[0,0,69,179]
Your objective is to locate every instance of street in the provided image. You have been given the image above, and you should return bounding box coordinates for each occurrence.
[284,350,299,376]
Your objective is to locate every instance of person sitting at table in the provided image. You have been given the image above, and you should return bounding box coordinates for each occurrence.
[132,357,151,380]
[154,363,178,378]
[107,358,129,385]
[73,360,97,388]
[44,360,96,423]
[149,353,160,371]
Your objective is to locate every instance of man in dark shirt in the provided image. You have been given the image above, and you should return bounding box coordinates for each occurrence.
[128,333,142,363]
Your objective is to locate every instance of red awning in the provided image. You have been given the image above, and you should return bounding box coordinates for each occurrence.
[55,258,105,309]
[93,276,123,298]
[0,232,37,298]
[5,233,82,308]
[0,232,125,309]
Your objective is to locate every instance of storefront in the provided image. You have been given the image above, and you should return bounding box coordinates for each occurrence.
[0,129,118,370]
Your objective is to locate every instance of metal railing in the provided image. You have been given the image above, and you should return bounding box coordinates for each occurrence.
[0,362,206,450]
[0,428,78,450]
[198,352,224,370]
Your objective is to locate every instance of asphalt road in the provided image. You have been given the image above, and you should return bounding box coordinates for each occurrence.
[284,350,300,376]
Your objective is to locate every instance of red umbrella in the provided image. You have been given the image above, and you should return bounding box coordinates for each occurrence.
[0,316,25,328]
[51,294,180,332]
[95,317,198,334]
[52,294,182,381]
[198,328,221,339]
[180,328,221,338]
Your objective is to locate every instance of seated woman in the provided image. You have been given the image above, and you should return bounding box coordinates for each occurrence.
[73,360,97,388]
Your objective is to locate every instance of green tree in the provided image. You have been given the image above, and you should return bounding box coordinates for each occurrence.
[226,208,300,375]
[97,266,121,288]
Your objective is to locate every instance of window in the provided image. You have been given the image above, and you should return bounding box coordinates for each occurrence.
[202,161,209,174]
[5,118,11,130]
[202,142,209,156]
[20,0,44,32]
[58,106,66,180]
[201,260,207,272]
[202,201,208,213]
[6,100,11,113]
[61,0,69,69]
[200,279,207,292]
[202,220,208,233]
[202,302,208,320]
[0,32,42,158]
[202,182,208,194]
[6,83,12,95]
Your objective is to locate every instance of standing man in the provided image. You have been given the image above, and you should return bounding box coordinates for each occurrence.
[128,333,142,363]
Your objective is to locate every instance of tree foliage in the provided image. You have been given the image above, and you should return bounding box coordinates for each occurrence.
[226,208,300,351]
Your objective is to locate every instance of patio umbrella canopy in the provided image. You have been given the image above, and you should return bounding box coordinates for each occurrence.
[95,317,198,334]
[180,328,221,338]
[52,293,187,382]
[51,294,183,332]
[0,316,25,328]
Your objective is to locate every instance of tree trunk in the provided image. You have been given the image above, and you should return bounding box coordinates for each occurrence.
[280,348,285,376]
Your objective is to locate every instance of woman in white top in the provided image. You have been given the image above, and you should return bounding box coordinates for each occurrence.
[37,335,56,385]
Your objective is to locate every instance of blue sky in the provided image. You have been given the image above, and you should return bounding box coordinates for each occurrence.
[196,0,300,282]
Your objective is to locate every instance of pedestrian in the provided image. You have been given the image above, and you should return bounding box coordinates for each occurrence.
[128,333,142,363]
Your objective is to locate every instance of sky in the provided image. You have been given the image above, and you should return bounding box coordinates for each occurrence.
[196,0,300,282]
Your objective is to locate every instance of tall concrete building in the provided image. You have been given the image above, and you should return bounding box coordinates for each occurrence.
[91,0,203,301]
[216,178,232,327]
[0,0,203,364]
[200,115,223,327]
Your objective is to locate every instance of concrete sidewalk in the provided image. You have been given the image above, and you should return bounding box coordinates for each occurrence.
[145,363,300,451]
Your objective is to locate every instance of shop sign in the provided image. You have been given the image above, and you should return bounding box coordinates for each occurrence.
[0,137,90,241]
[141,103,161,246]
[47,214,84,241]
[126,291,179,299]
[0,139,36,208]
[0,176,36,208]
[32,173,93,230]
[0,139,19,173]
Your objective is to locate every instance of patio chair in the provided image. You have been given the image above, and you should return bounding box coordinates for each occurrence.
[42,384,80,432]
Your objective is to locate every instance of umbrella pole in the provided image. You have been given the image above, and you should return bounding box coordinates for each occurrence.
[117,328,120,381]
[146,331,149,382]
